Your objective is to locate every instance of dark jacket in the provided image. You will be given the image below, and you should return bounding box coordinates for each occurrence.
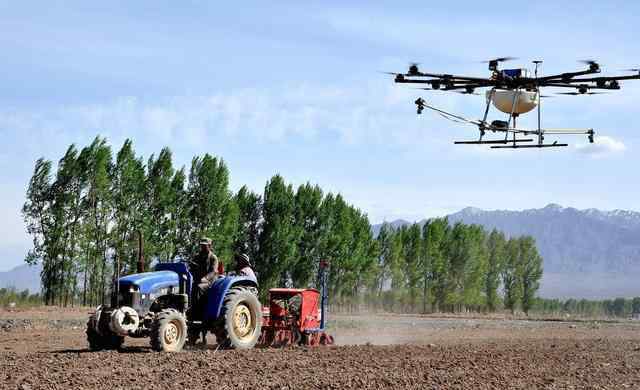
[191,251,219,284]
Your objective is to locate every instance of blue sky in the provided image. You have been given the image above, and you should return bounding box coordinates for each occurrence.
[1,1,639,270]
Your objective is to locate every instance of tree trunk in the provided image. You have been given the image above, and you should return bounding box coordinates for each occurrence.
[82,245,89,306]
[422,277,428,314]
[137,230,145,273]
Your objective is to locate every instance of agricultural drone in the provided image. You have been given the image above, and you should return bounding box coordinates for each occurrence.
[387,58,640,149]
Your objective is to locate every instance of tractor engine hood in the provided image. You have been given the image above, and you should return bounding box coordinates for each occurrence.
[118,271,179,294]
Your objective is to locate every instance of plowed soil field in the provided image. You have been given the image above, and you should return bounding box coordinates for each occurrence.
[1,308,639,389]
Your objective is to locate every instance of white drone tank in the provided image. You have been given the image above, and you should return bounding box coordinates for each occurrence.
[487,89,539,114]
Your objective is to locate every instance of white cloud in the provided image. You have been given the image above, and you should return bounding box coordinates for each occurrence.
[575,135,626,157]
[0,81,465,154]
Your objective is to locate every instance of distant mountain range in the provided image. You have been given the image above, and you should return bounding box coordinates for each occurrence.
[0,263,41,293]
[373,204,640,299]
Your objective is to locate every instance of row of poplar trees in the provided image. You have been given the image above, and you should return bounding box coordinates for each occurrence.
[23,137,543,313]
[373,222,543,314]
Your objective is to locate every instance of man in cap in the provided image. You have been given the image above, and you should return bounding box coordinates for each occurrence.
[189,238,219,321]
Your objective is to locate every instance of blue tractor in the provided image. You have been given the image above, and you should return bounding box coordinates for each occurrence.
[86,262,262,352]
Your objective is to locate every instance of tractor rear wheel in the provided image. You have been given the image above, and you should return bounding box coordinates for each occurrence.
[150,309,187,352]
[86,314,124,351]
[216,287,262,349]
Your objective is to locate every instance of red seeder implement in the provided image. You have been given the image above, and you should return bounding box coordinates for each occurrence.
[258,261,334,347]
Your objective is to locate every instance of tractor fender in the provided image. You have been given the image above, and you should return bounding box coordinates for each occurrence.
[204,276,258,321]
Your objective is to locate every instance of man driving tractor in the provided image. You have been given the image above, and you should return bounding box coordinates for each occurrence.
[188,239,259,345]
[189,237,219,322]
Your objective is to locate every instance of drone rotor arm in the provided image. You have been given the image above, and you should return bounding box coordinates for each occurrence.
[441,82,494,90]
[536,68,601,84]
[543,82,620,92]
[570,75,640,82]
[400,71,493,83]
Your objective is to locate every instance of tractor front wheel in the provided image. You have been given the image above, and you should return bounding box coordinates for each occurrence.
[216,287,262,349]
[86,314,124,351]
[150,309,187,352]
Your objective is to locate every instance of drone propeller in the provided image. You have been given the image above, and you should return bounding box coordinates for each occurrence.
[379,71,400,75]
[481,57,518,63]
[622,68,640,75]
[579,59,601,71]
[482,57,517,71]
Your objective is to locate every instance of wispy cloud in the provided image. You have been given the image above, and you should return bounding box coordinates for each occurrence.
[0,81,464,155]
[575,135,626,157]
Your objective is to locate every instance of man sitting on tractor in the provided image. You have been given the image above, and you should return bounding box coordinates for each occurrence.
[233,253,256,280]
[189,237,219,322]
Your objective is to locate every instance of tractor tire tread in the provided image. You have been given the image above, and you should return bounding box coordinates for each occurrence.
[150,308,187,352]
[216,286,262,350]
[86,314,124,351]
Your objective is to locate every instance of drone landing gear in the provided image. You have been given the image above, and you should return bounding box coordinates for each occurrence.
[454,139,533,145]
[490,142,568,149]
[414,95,593,149]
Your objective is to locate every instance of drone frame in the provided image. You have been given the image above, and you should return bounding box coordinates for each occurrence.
[397,59,625,149]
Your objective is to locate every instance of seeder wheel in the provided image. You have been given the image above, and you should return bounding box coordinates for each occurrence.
[319,333,334,346]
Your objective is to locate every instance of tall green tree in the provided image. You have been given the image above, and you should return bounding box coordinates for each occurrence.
[258,175,297,289]
[445,222,470,310]
[169,167,189,260]
[111,140,147,274]
[632,297,640,315]
[502,238,523,313]
[342,207,376,306]
[233,185,262,265]
[291,183,323,287]
[375,223,403,310]
[519,236,543,315]
[374,223,394,295]
[22,158,54,304]
[461,225,488,311]
[80,137,113,305]
[147,147,182,262]
[401,223,422,310]
[419,222,433,313]
[50,146,86,306]
[187,154,237,262]
[485,229,506,311]
[426,218,450,311]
